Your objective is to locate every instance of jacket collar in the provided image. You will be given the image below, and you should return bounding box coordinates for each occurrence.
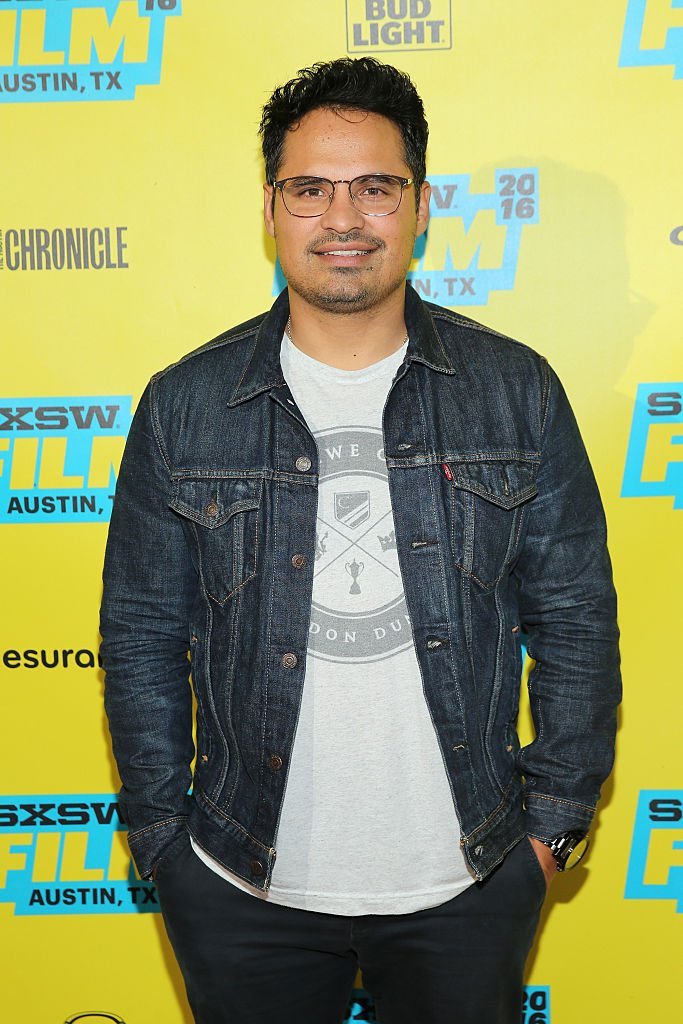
[228,283,454,407]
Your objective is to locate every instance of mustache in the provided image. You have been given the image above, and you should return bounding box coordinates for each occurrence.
[306,232,385,253]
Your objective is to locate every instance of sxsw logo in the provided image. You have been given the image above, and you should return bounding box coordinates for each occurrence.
[0,0,181,103]
[0,794,158,915]
[341,985,550,1023]
[408,169,539,306]
[625,791,683,912]
[273,169,538,306]
[620,0,683,78]
[622,384,683,509]
[346,0,452,52]
[0,396,132,523]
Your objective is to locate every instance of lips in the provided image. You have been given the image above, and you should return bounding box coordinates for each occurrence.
[313,246,377,256]
[309,235,382,258]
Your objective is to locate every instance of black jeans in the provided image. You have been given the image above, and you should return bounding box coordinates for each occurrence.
[154,834,546,1024]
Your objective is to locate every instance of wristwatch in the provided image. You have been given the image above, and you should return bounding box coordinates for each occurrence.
[536,831,589,871]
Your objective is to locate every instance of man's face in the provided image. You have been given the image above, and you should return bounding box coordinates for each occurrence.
[263,106,430,315]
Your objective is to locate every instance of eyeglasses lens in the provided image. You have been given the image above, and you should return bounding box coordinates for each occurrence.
[281,175,404,217]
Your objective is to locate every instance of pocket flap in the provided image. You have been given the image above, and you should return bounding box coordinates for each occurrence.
[169,476,262,529]
[447,460,538,510]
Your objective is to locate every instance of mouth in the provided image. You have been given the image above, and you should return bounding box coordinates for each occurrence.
[311,244,379,265]
[316,249,375,257]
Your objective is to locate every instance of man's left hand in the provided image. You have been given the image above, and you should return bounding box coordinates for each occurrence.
[527,836,557,889]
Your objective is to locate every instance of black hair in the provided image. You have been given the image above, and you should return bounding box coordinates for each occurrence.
[259,57,429,197]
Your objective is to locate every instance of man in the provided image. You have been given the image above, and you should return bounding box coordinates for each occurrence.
[100,57,621,1024]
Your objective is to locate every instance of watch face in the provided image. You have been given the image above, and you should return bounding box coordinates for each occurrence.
[564,835,589,870]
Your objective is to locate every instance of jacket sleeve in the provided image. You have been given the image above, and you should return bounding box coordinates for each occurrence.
[99,377,195,880]
[513,360,622,840]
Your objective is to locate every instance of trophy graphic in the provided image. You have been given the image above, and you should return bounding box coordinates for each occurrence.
[345,556,365,595]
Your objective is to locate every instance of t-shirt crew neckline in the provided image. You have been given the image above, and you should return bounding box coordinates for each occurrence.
[281,330,408,385]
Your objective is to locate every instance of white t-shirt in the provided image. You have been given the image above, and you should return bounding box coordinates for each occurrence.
[191,331,474,914]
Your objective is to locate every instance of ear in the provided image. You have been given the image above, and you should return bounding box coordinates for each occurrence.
[416,180,431,239]
[263,183,276,238]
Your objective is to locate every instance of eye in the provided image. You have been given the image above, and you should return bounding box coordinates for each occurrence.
[285,178,331,200]
[353,175,399,199]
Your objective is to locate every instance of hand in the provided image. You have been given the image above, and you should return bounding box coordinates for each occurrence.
[527,836,557,888]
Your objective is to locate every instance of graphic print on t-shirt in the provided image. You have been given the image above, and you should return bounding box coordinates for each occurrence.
[310,424,412,664]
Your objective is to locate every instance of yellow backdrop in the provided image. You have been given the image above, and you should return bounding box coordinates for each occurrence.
[1,2,681,1021]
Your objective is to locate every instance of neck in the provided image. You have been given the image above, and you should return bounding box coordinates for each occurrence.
[286,287,408,370]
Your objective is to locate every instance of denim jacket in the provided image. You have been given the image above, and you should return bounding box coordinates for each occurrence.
[100,284,621,887]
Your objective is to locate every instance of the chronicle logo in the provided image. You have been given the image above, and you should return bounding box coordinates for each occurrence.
[346,0,452,52]
[0,794,158,915]
[621,384,683,509]
[625,790,683,913]
[0,396,133,523]
[0,225,128,271]
[273,169,539,306]
[620,0,683,79]
[0,0,181,103]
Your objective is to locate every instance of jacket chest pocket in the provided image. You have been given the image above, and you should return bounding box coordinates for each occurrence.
[169,476,263,604]
[446,460,538,591]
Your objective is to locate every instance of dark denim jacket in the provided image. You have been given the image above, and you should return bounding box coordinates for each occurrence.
[100,285,621,887]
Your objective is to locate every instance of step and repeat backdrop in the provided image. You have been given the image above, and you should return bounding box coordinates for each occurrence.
[1,2,681,1021]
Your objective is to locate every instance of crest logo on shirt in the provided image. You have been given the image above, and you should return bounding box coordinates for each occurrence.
[335,490,371,529]
[309,425,413,663]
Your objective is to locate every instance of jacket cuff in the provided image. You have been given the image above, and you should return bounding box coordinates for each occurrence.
[127,815,189,881]
[524,791,594,841]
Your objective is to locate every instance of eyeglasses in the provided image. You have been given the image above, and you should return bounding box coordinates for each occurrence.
[272,173,414,217]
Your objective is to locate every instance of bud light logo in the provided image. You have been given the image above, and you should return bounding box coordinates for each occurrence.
[0,0,181,103]
[620,0,683,79]
[346,0,452,52]
[0,794,158,915]
[625,791,683,912]
[0,396,133,523]
[621,384,683,509]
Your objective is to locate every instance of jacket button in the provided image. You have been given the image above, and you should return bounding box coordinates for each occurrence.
[474,845,484,856]
[281,652,298,669]
[291,553,307,569]
[250,860,264,876]
[205,501,219,517]
[295,456,312,472]
[269,754,283,771]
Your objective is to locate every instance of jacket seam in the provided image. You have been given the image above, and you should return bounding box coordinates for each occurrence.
[525,791,594,813]
[148,377,172,474]
[128,815,188,842]
[197,788,273,853]
[462,777,518,842]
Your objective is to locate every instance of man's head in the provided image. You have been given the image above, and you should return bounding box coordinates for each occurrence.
[260,59,431,318]
[259,57,429,203]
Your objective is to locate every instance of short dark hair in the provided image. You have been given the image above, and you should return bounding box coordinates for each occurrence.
[259,57,429,195]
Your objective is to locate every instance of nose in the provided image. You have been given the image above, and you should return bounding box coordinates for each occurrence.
[318,182,365,233]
